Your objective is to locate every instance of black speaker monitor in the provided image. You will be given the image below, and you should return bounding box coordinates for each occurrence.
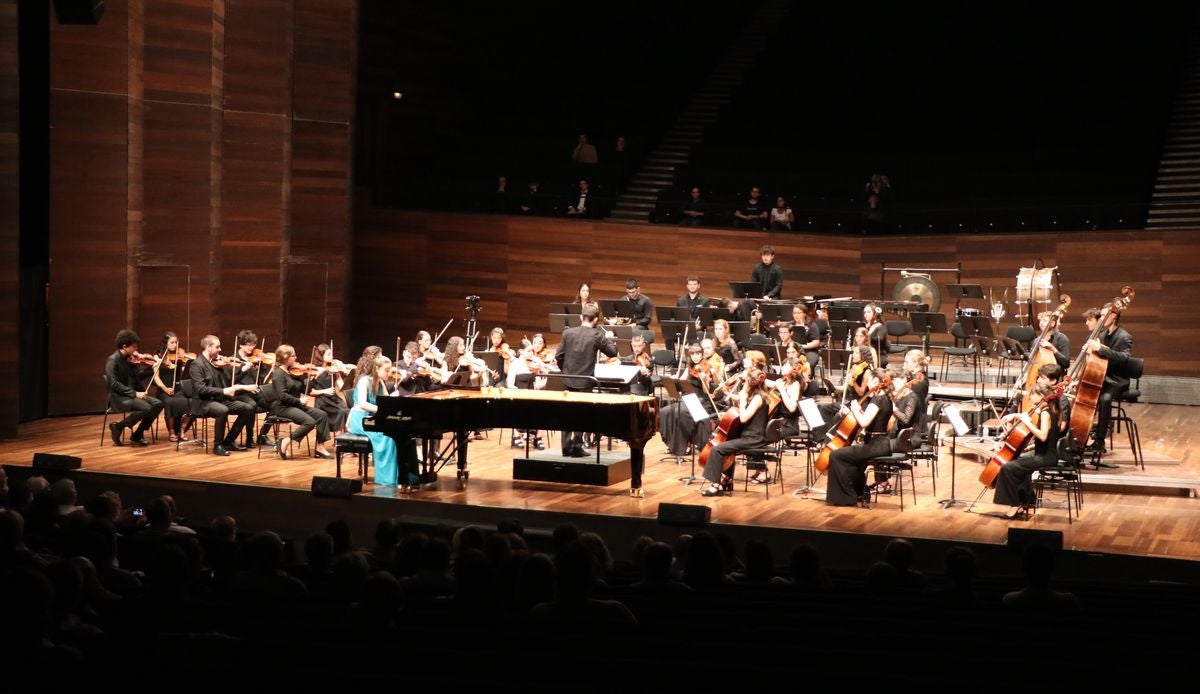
[1007,528,1063,553]
[657,502,711,527]
[54,0,106,25]
[32,452,83,471]
[311,476,362,498]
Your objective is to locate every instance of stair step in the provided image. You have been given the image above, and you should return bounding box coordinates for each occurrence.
[1150,191,1200,198]
[617,202,657,212]
[626,187,661,195]
[620,194,658,202]
[1154,182,1200,189]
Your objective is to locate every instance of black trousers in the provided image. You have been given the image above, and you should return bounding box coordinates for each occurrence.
[825,437,892,506]
[270,404,330,444]
[993,451,1055,507]
[1094,383,1128,447]
[110,395,163,436]
[200,398,256,446]
[157,392,189,432]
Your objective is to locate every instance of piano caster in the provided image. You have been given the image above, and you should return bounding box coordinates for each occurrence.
[629,487,644,499]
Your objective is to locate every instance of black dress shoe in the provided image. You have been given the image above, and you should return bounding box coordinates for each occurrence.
[212,445,231,457]
[109,422,124,446]
[129,436,150,447]
[229,442,248,452]
[567,448,589,458]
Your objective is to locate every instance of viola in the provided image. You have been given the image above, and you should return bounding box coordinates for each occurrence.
[814,373,893,473]
[979,383,1065,487]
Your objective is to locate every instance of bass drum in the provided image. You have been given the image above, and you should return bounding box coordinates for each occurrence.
[1016,267,1057,303]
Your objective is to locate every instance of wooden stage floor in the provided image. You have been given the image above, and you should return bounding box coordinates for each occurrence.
[2,402,1198,563]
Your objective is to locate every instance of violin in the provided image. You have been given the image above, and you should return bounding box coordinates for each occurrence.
[242,348,276,366]
[815,372,893,473]
[165,350,196,366]
[127,351,159,366]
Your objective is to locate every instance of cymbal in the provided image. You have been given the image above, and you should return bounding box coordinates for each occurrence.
[892,276,941,313]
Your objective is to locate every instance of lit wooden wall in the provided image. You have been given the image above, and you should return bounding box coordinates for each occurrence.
[47,0,356,415]
[355,209,1200,379]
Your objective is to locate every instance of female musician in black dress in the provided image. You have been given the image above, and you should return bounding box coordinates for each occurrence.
[659,344,717,458]
[712,319,741,374]
[825,367,894,506]
[149,331,191,442]
[993,383,1062,518]
[309,343,350,433]
[700,351,770,497]
[267,345,333,460]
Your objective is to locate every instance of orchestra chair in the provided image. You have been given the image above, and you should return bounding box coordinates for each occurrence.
[637,329,656,344]
[994,325,1036,385]
[101,375,159,446]
[885,320,912,356]
[939,322,980,383]
[1107,359,1145,470]
[865,427,916,511]
[335,433,373,482]
[907,401,944,497]
[1033,435,1084,524]
[255,381,313,460]
[176,379,215,453]
[736,417,786,498]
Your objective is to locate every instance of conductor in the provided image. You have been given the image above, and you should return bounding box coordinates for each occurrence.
[555,304,618,457]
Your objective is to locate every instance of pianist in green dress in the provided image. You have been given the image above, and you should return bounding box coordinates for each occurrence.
[347,356,405,489]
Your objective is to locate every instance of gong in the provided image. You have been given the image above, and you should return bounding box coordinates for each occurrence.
[892,275,941,313]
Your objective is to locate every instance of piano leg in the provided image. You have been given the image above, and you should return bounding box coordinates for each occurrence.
[629,437,649,498]
[456,430,470,488]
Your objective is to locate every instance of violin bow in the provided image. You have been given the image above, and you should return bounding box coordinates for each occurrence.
[431,318,454,350]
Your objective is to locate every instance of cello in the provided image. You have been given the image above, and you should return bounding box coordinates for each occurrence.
[979,382,1065,487]
[1015,294,1071,411]
[696,369,768,469]
[1066,287,1134,446]
[814,371,892,474]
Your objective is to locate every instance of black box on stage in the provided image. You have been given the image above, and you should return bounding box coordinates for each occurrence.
[32,452,83,471]
[513,453,631,486]
[1007,528,1063,553]
[657,502,711,527]
[311,476,362,498]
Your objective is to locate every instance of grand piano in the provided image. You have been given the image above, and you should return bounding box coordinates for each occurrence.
[364,387,659,496]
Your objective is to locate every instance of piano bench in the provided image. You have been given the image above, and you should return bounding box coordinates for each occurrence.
[335,433,373,482]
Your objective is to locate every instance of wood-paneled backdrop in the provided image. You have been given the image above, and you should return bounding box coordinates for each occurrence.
[47,0,356,415]
[0,0,17,436]
[355,208,1200,379]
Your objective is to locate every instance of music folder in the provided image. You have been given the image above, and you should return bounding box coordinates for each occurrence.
[594,362,641,384]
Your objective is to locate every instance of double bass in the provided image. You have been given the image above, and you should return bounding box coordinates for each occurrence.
[814,372,893,474]
[979,383,1065,487]
[1066,286,1134,446]
[1015,294,1071,412]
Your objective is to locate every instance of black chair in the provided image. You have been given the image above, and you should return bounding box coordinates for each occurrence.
[736,418,786,498]
[885,320,912,355]
[908,401,945,497]
[1033,435,1084,524]
[1108,359,1145,470]
[865,427,917,510]
[176,379,214,453]
[939,323,980,383]
[335,433,373,481]
[101,375,159,446]
[255,381,313,460]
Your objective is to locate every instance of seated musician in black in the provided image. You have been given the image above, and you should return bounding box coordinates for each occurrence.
[623,278,653,330]
[659,344,718,458]
[189,334,258,456]
[700,351,770,497]
[625,333,653,396]
[104,329,164,446]
[871,366,923,494]
[149,331,190,442]
[812,345,874,443]
[1082,305,1134,453]
[676,275,707,321]
[750,355,804,484]
[993,383,1062,518]
[232,330,276,447]
[793,303,824,378]
[825,367,894,507]
[266,344,333,460]
[308,343,350,433]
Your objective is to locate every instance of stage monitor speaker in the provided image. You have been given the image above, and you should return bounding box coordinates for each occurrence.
[32,452,83,471]
[54,0,105,25]
[1007,528,1063,554]
[311,476,362,498]
[657,502,710,528]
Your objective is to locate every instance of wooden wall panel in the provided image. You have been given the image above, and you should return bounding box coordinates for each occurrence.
[223,0,290,115]
[48,92,130,413]
[220,110,286,340]
[293,0,354,123]
[353,211,1200,379]
[144,0,214,105]
[49,0,131,95]
[0,0,16,436]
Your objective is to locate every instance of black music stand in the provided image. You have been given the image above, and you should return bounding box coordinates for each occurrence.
[607,324,635,341]
[729,281,759,299]
[726,320,751,347]
[829,320,864,349]
[826,306,854,322]
[655,306,691,322]
[824,348,852,374]
[659,320,694,351]
[661,377,711,484]
[547,302,574,314]
[938,403,974,510]
[958,315,997,408]
[694,306,716,329]
[911,312,947,355]
[758,303,794,324]
[547,313,582,334]
[945,284,984,302]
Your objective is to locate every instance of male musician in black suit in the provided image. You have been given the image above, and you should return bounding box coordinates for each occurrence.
[1033,310,1071,370]
[555,305,618,457]
[105,329,164,446]
[676,275,707,322]
[751,244,783,300]
[773,322,802,355]
[623,278,653,330]
[190,334,258,456]
[1083,306,1133,454]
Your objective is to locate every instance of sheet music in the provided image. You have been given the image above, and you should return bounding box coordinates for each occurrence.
[681,393,712,422]
[943,404,971,436]
[799,398,825,428]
